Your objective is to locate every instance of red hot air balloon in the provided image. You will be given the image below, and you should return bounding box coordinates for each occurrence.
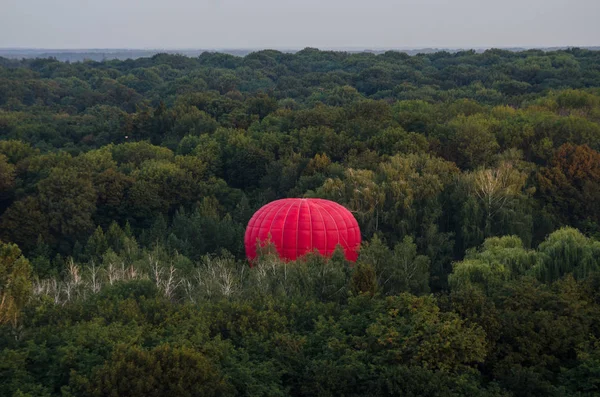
[244,198,361,263]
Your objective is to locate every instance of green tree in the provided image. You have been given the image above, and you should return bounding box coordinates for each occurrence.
[72,344,232,397]
[534,227,600,283]
[0,240,32,326]
[449,114,500,169]
[0,197,50,251]
[85,226,109,261]
[37,168,97,248]
[362,294,488,372]
[0,154,15,195]
[350,262,378,296]
[358,235,430,295]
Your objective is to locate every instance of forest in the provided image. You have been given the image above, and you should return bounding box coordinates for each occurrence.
[1,47,600,396]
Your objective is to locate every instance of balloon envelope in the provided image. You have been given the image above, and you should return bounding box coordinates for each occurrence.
[244,198,361,262]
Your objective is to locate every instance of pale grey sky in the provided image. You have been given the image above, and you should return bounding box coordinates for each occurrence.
[1,0,599,49]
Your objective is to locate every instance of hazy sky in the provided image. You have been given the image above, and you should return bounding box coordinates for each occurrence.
[1,0,599,49]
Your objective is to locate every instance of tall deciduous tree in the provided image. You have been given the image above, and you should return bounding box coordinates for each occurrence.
[37,168,97,249]
[538,144,600,231]
[0,197,50,251]
[0,240,32,326]
[469,161,531,238]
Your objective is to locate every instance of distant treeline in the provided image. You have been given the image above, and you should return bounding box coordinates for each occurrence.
[2,46,600,62]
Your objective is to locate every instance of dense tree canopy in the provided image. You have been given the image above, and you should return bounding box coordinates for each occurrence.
[1,48,600,396]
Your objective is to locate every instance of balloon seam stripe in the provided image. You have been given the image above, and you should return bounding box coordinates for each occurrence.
[295,200,302,260]
[279,200,296,258]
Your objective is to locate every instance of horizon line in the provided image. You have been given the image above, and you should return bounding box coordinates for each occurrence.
[2,45,599,52]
